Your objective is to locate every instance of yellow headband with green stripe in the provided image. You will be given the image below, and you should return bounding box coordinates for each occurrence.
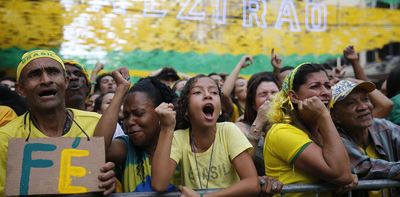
[280,62,311,110]
[282,62,311,94]
[17,50,65,82]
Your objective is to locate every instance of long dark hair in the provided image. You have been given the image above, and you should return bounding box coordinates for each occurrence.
[242,72,278,125]
[175,75,222,130]
[125,77,176,179]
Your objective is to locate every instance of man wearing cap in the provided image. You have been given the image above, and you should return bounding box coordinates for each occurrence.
[64,60,91,110]
[331,79,400,195]
[0,50,116,196]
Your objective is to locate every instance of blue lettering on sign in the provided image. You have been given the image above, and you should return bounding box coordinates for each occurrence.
[20,143,56,195]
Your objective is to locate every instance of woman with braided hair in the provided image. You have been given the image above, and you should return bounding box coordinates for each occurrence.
[94,75,178,192]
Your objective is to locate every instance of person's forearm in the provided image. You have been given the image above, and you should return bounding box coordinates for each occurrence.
[317,113,352,184]
[369,89,393,118]
[151,128,175,192]
[223,64,242,97]
[247,116,266,146]
[350,60,368,81]
[351,154,400,180]
[203,177,259,197]
[94,85,129,150]
[273,67,280,80]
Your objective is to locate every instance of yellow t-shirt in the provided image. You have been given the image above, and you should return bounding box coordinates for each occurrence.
[0,106,17,127]
[360,145,389,197]
[170,122,252,189]
[0,109,100,196]
[229,103,240,122]
[264,123,322,197]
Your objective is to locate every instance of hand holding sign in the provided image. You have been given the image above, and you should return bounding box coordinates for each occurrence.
[5,137,107,196]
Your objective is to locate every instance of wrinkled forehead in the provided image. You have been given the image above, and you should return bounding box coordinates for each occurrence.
[22,57,64,75]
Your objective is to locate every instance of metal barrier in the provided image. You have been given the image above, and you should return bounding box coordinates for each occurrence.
[69,179,400,197]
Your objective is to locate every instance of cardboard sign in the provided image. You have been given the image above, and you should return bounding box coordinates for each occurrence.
[5,137,105,196]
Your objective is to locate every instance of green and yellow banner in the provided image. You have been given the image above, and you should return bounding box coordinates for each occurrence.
[0,0,399,79]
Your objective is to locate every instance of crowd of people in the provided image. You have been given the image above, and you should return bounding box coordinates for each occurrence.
[0,46,400,197]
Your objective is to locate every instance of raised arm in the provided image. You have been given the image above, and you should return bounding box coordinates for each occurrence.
[344,46,368,81]
[151,102,178,192]
[271,48,282,80]
[294,97,353,185]
[94,67,130,151]
[222,56,253,98]
[90,62,104,94]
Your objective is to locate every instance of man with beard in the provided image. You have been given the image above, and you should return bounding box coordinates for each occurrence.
[331,79,400,196]
[0,50,116,196]
[64,60,90,110]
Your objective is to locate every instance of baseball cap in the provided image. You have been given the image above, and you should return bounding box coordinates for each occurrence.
[331,79,375,106]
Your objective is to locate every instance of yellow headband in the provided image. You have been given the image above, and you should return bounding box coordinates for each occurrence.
[17,50,65,82]
[63,59,91,87]
[280,62,311,110]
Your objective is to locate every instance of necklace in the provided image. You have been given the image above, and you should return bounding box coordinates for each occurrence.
[190,133,216,190]
[23,109,90,141]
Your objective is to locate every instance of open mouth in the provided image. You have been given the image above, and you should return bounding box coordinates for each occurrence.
[39,89,57,98]
[202,103,215,119]
[68,82,80,90]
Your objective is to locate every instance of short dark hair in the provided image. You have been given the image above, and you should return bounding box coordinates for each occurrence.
[95,73,113,93]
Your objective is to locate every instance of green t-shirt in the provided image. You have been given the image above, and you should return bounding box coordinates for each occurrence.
[388,94,400,125]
